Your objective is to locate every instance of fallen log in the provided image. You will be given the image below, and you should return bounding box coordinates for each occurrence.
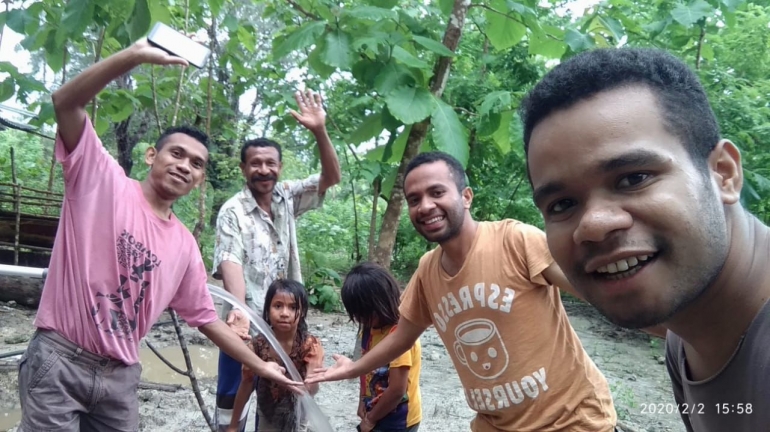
[138,381,185,393]
[0,275,43,307]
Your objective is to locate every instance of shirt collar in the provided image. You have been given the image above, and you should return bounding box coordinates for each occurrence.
[238,184,285,213]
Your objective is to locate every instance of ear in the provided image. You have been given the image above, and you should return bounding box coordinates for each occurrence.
[709,139,742,205]
[145,147,158,166]
[462,187,474,209]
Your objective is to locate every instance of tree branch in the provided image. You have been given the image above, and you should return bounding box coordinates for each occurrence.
[0,117,54,140]
[171,0,191,126]
[695,22,706,70]
[286,0,319,20]
[150,66,163,136]
[145,340,190,376]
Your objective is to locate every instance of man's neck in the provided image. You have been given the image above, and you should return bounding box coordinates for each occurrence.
[439,218,479,277]
[249,187,272,215]
[667,211,770,380]
[140,179,174,220]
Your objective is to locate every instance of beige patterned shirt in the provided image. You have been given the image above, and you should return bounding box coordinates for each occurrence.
[213,174,324,315]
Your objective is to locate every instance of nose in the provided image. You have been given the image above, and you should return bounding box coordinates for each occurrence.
[416,197,437,215]
[279,306,290,317]
[573,198,633,244]
[177,160,191,174]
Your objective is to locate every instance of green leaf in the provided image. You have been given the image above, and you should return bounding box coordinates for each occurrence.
[491,111,514,154]
[128,0,152,42]
[95,115,111,136]
[480,90,511,116]
[597,16,624,42]
[222,14,238,32]
[209,0,224,16]
[432,98,469,167]
[0,11,5,28]
[349,113,383,144]
[358,160,382,183]
[528,30,567,59]
[5,9,35,34]
[720,0,743,12]
[45,49,65,73]
[64,0,96,35]
[342,5,397,21]
[381,106,402,130]
[670,0,713,27]
[367,0,398,8]
[273,21,326,60]
[380,163,399,197]
[323,30,353,69]
[384,85,435,124]
[373,61,416,96]
[391,46,429,69]
[565,29,595,52]
[308,43,335,79]
[412,35,454,57]
[486,0,527,51]
[0,78,15,103]
[700,42,714,62]
[237,26,256,52]
[477,112,501,137]
[506,1,537,17]
[149,1,172,24]
[35,102,56,125]
[438,0,453,16]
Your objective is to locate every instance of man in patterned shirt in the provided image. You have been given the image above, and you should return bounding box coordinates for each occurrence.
[212,88,341,431]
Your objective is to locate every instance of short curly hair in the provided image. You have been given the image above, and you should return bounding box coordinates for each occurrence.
[520,47,720,169]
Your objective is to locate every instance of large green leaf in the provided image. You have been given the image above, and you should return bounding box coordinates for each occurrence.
[323,30,353,69]
[373,61,416,96]
[432,98,469,167]
[349,112,384,144]
[237,26,256,52]
[57,0,95,46]
[308,43,335,79]
[528,29,567,59]
[209,0,224,17]
[149,0,172,24]
[720,0,743,11]
[0,78,15,103]
[565,29,595,52]
[597,16,624,42]
[486,0,527,51]
[128,0,152,42]
[491,111,514,154]
[5,8,36,34]
[367,0,399,9]
[384,85,435,124]
[670,0,713,27]
[412,35,454,57]
[342,5,397,21]
[272,21,326,60]
[391,46,429,69]
[479,90,511,116]
[438,0,454,16]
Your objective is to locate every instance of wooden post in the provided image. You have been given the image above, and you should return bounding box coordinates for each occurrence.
[11,147,20,265]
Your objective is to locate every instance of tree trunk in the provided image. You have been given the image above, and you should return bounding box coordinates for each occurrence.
[371,0,471,269]
[367,177,381,262]
[115,116,135,176]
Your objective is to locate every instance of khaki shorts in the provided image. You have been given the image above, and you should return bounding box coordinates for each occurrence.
[17,329,142,432]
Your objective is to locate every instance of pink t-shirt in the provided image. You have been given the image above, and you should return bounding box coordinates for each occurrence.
[34,117,218,365]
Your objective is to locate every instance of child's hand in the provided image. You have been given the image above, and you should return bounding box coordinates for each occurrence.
[260,361,306,394]
[305,354,354,385]
[359,415,376,432]
[226,309,251,340]
[357,399,366,419]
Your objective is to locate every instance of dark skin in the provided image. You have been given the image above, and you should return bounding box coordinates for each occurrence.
[527,85,770,380]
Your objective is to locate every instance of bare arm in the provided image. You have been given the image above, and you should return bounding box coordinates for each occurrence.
[219,261,247,303]
[199,320,303,390]
[289,89,341,193]
[542,263,667,339]
[52,39,187,153]
[305,317,425,385]
[227,371,254,432]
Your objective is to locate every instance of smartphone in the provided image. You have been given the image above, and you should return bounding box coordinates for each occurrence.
[147,22,211,69]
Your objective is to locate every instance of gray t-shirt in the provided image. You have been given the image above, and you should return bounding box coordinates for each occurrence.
[665,298,770,431]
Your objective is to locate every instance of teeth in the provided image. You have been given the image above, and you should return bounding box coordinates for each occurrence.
[596,255,651,274]
[424,216,444,224]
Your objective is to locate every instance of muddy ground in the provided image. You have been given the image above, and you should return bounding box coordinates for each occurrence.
[0,293,686,432]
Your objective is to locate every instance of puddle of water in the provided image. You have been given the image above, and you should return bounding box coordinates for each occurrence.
[138,345,219,386]
[0,409,21,432]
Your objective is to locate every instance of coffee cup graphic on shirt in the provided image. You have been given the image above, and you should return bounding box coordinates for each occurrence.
[453,318,509,380]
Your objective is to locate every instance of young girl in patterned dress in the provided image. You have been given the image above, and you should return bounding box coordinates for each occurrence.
[227,279,324,432]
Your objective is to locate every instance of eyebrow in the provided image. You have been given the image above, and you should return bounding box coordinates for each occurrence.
[532,149,669,207]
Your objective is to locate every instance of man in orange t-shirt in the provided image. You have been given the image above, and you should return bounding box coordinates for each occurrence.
[308,152,620,431]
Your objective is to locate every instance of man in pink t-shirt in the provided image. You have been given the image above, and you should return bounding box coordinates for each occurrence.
[16,38,303,432]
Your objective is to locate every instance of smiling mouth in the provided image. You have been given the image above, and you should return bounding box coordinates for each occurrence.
[421,215,445,225]
[169,173,187,183]
[594,254,657,280]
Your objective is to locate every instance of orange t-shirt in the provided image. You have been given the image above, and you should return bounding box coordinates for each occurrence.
[400,220,616,432]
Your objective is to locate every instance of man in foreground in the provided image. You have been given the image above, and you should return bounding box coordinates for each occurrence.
[522,47,769,431]
[307,152,620,431]
[17,38,301,432]
[212,90,340,430]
